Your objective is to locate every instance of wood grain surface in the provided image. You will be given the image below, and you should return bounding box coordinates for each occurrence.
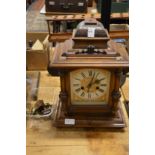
[26,71,128,155]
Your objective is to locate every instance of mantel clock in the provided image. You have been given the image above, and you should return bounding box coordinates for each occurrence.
[48,19,129,128]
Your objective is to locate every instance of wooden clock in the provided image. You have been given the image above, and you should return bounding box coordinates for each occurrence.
[48,19,129,128]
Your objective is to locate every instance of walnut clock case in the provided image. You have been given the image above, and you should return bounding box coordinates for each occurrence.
[48,19,129,128]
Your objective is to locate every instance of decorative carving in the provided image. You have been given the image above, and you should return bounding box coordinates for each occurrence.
[59,91,68,101]
[47,67,68,76]
[61,47,121,57]
[114,69,129,87]
[112,90,121,101]
[111,90,121,112]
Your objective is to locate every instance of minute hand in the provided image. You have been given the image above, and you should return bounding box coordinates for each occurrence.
[92,78,105,85]
[87,72,95,89]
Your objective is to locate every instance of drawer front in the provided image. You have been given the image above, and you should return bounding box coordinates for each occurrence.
[45,0,87,13]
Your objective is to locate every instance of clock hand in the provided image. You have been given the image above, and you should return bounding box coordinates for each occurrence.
[91,78,106,85]
[87,72,95,94]
[87,72,96,88]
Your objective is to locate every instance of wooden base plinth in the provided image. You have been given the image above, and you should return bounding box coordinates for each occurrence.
[53,100,126,128]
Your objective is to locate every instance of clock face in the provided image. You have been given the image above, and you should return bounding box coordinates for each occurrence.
[70,69,111,105]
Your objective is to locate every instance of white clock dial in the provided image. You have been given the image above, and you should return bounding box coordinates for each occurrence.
[70,69,111,105]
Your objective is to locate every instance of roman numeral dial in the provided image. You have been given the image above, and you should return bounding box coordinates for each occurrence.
[70,69,111,105]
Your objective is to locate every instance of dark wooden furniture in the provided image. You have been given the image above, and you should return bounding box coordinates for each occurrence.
[45,0,88,13]
[48,19,129,128]
[45,13,129,33]
[46,16,129,43]
[88,0,93,7]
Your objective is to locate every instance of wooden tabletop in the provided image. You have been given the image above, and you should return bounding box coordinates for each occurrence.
[26,71,128,155]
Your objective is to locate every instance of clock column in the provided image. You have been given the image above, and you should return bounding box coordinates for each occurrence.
[48,67,69,116]
[59,74,69,115]
[112,69,122,112]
